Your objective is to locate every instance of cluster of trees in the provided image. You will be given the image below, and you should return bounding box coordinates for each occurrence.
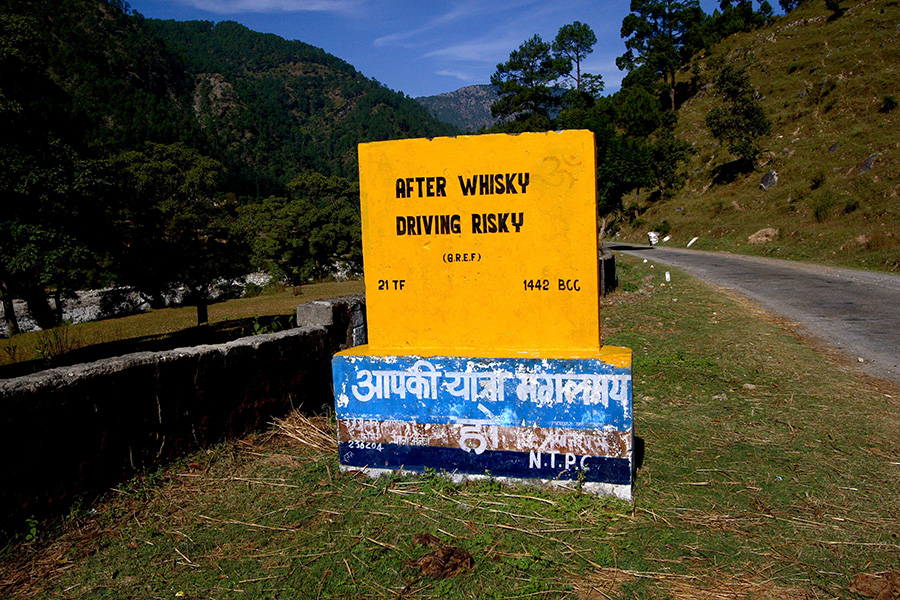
[238,173,361,287]
[490,22,602,131]
[487,0,775,234]
[0,0,450,335]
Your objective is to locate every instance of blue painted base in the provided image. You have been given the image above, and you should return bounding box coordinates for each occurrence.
[338,443,632,484]
[331,347,634,499]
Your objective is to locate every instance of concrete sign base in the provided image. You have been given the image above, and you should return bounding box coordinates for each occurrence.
[332,346,633,500]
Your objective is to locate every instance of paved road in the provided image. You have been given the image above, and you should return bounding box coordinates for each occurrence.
[607,243,900,384]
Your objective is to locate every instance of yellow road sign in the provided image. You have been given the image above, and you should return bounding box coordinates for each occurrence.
[358,130,600,355]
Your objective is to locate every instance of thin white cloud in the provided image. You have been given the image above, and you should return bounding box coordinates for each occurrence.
[374,3,477,47]
[583,57,623,76]
[423,0,590,65]
[425,35,523,63]
[181,0,364,15]
[435,69,478,83]
[374,0,541,48]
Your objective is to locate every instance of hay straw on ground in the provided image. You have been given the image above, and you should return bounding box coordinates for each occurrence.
[272,412,337,453]
[575,567,818,600]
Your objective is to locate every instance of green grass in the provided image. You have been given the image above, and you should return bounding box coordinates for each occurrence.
[617,0,900,273]
[2,256,899,599]
[0,280,364,367]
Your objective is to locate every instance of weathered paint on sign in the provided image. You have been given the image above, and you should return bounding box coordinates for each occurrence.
[332,347,634,498]
[358,130,600,355]
[337,421,632,457]
[332,352,632,429]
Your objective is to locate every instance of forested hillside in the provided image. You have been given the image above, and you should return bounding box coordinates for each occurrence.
[0,0,455,335]
[148,19,457,184]
[481,0,898,273]
[621,0,900,272]
[4,0,898,340]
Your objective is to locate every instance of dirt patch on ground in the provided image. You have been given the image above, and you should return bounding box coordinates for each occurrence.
[850,572,900,599]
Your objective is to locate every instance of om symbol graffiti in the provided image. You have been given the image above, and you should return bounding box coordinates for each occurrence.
[539,155,582,188]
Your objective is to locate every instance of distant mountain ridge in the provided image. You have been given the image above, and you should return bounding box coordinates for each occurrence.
[416,85,499,133]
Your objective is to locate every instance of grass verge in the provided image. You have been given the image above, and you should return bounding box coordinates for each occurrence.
[2,256,898,599]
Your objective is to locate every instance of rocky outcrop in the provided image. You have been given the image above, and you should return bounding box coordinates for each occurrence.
[416,85,499,132]
[748,228,779,244]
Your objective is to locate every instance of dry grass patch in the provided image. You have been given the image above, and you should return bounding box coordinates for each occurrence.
[575,567,638,599]
[272,412,338,454]
[2,412,631,599]
[658,573,815,600]
[576,568,817,600]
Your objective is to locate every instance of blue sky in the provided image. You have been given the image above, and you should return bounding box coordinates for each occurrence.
[128,0,723,98]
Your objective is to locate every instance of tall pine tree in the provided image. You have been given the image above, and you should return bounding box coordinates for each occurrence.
[616,0,706,110]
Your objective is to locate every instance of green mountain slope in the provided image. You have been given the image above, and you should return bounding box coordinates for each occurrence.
[148,19,458,184]
[3,0,457,189]
[2,0,200,152]
[618,0,899,272]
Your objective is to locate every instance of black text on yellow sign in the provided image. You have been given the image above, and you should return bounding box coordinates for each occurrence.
[395,213,524,236]
[395,173,531,198]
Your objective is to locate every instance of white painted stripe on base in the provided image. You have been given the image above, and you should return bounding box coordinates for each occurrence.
[339,465,633,502]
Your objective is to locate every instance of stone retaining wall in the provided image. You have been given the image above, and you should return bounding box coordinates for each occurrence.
[0,295,365,538]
